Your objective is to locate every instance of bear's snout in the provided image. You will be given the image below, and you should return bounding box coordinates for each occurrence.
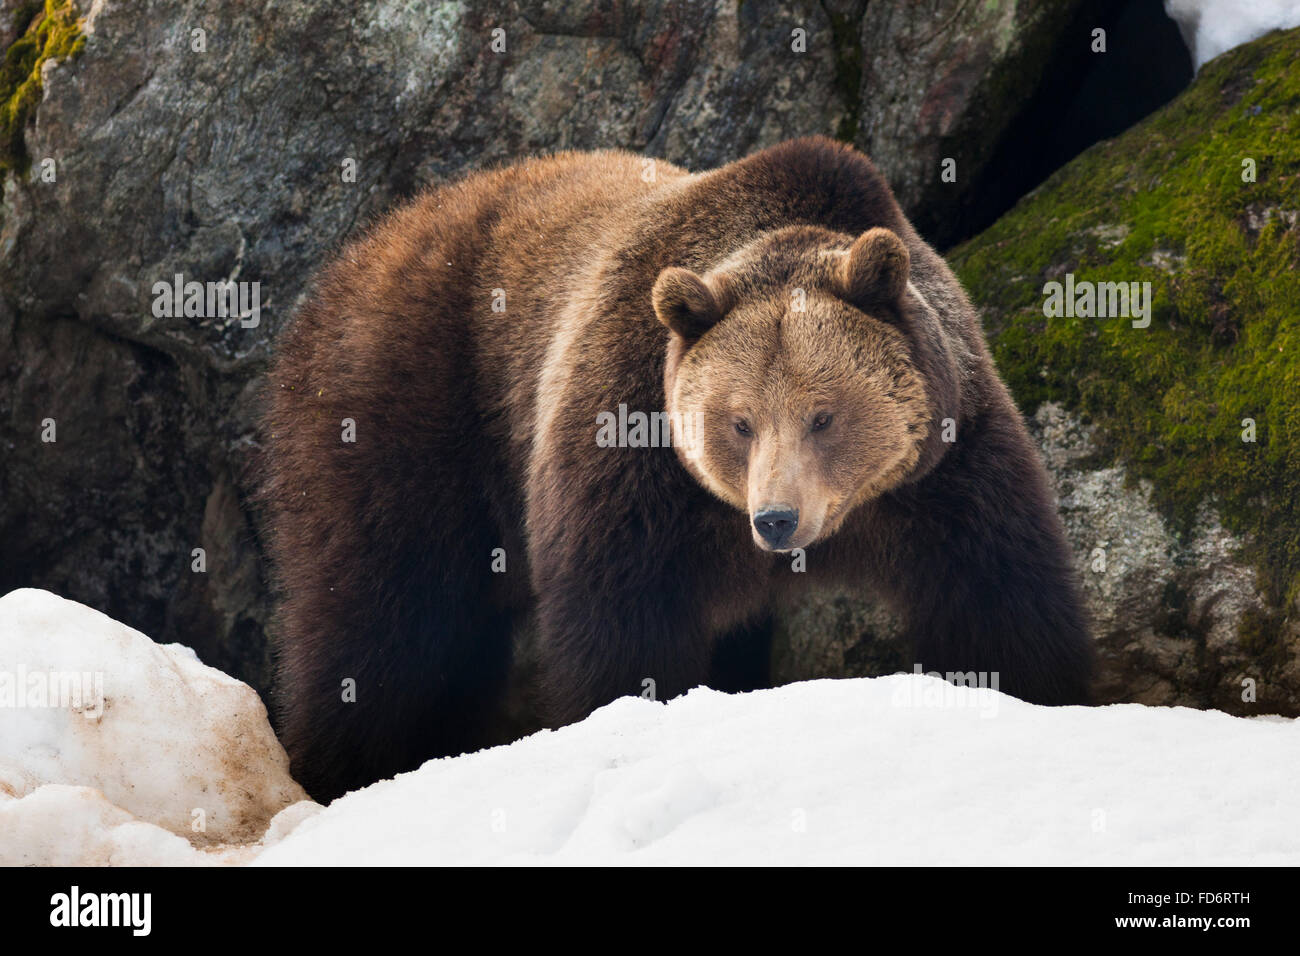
[752,507,799,550]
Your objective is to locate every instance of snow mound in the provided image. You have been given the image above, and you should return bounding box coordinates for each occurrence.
[259,676,1300,866]
[3,589,1297,865]
[1165,0,1300,69]
[0,589,310,860]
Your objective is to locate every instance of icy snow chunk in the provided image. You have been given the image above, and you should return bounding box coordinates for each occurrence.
[0,589,309,849]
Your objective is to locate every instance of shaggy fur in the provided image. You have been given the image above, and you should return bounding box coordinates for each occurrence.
[263,138,1094,801]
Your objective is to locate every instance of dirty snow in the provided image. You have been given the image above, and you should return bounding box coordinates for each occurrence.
[0,589,309,864]
[2,589,1298,865]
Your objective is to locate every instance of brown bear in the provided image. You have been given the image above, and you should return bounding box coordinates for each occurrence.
[262,137,1093,801]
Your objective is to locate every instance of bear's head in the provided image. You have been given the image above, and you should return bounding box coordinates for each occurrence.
[656,225,953,553]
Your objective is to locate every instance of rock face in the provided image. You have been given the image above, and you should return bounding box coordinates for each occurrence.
[1032,404,1278,710]
[0,588,311,860]
[777,26,1300,715]
[855,0,1085,240]
[1,0,1123,694]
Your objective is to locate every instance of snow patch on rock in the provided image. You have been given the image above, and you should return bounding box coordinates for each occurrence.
[1165,0,1300,69]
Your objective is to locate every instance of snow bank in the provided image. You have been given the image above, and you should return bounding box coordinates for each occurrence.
[259,678,1300,866]
[0,589,310,863]
[1165,0,1300,69]
[3,589,1297,866]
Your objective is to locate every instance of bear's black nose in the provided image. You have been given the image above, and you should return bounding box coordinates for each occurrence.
[753,507,798,548]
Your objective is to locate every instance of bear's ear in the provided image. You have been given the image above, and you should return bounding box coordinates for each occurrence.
[653,267,730,341]
[837,227,910,310]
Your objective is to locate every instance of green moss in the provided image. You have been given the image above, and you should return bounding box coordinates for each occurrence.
[1238,607,1288,669]
[0,0,85,176]
[948,27,1300,607]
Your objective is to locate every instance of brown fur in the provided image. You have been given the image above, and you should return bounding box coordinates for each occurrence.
[263,138,1093,801]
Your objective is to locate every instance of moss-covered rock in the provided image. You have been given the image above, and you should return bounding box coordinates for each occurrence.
[0,0,84,175]
[948,25,1300,611]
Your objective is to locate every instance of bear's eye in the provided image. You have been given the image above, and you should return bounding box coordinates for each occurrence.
[811,413,833,433]
[734,419,752,437]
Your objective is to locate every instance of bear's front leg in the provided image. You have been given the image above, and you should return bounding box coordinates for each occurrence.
[526,454,716,726]
[868,407,1095,705]
[529,541,717,726]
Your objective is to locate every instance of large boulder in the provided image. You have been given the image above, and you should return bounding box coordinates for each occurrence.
[776,26,1300,715]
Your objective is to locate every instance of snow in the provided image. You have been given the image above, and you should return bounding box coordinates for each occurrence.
[257,679,1300,866]
[0,589,309,864]
[0,785,256,866]
[1164,0,1300,69]
[3,588,1299,865]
